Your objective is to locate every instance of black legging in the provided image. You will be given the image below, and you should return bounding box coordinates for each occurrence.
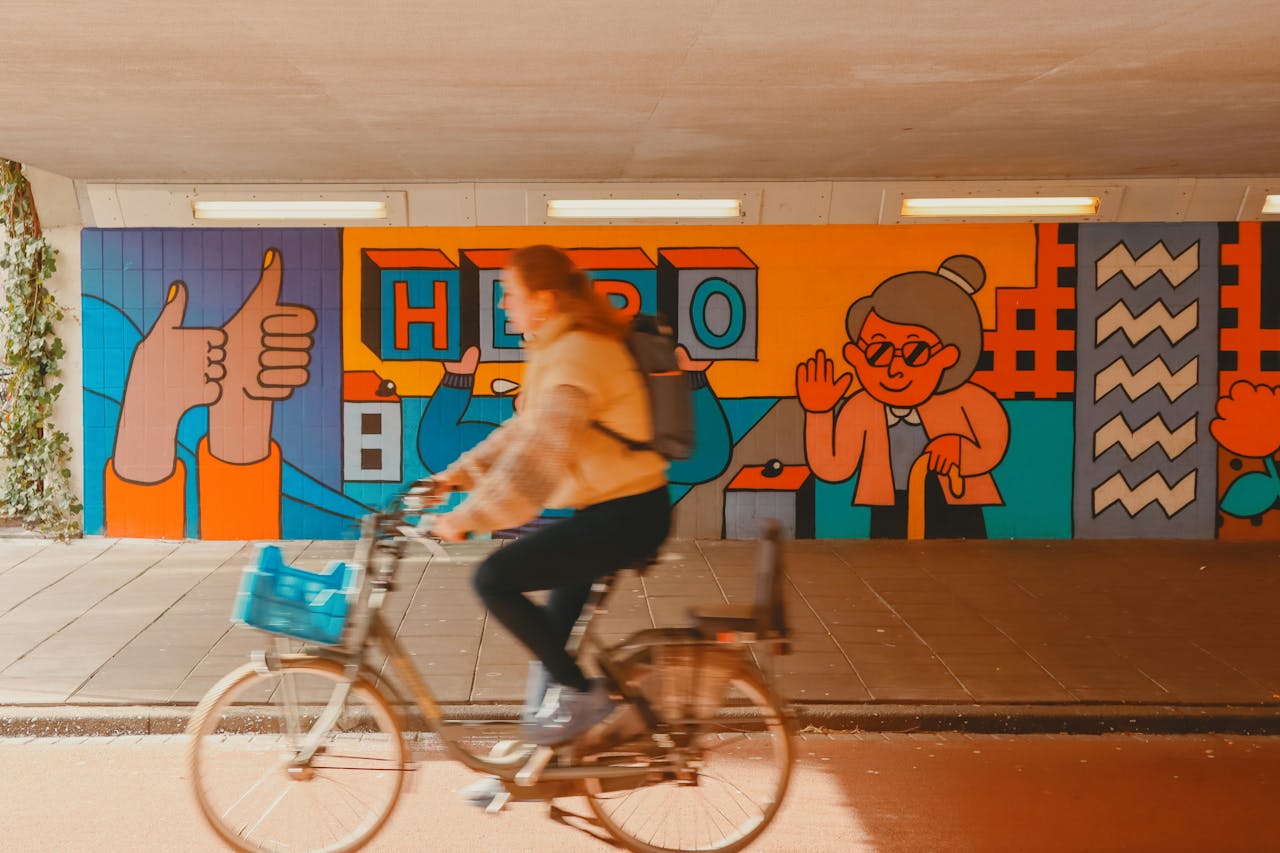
[472,486,671,691]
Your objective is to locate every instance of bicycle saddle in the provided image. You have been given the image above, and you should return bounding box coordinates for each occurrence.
[688,520,790,652]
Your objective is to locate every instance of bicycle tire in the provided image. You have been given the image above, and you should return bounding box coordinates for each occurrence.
[187,656,406,853]
[584,655,793,853]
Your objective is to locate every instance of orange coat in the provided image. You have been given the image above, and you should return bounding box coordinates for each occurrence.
[805,382,1008,506]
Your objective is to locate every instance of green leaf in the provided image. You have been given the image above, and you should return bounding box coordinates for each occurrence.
[0,159,81,538]
[1220,472,1280,518]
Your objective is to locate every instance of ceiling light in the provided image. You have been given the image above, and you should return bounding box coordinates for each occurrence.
[1263,195,1280,215]
[546,198,743,219]
[192,199,389,221]
[900,196,1101,218]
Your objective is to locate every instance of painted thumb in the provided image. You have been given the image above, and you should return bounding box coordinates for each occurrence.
[158,281,189,329]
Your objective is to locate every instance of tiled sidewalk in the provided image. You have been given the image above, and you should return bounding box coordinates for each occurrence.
[0,536,1276,710]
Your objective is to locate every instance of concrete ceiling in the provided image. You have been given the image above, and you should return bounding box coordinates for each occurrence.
[3,1,1278,182]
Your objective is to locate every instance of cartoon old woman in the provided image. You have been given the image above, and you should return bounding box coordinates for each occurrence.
[797,255,1009,538]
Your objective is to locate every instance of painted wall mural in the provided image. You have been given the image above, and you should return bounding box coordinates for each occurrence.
[80,223,1280,541]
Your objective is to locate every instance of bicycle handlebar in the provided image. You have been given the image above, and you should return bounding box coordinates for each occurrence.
[362,478,455,562]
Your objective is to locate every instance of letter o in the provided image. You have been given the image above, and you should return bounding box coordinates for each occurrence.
[689,277,745,349]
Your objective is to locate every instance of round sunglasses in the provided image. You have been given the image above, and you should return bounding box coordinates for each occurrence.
[856,339,944,367]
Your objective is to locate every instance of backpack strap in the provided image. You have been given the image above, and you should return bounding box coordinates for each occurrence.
[591,420,654,453]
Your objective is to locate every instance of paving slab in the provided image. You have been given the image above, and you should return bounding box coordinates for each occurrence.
[0,536,1275,735]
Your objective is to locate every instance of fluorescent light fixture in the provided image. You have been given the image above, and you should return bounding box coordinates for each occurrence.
[192,199,389,221]
[900,196,1101,218]
[546,198,743,219]
[1264,195,1280,215]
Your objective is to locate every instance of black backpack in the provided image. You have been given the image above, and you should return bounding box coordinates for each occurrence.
[593,314,694,460]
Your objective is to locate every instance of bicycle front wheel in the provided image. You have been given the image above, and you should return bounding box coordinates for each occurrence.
[584,659,793,853]
[187,656,406,853]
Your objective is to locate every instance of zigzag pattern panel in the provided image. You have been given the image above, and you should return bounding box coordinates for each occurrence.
[1093,470,1198,516]
[1096,300,1198,347]
[1096,241,1200,288]
[1074,224,1219,538]
[1094,413,1198,461]
[1094,356,1199,403]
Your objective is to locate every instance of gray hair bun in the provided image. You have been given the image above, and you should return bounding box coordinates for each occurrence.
[936,255,986,295]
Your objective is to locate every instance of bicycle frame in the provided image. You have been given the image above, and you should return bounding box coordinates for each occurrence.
[257,511,676,797]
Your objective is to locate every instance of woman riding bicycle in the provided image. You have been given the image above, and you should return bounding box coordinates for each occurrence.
[430,244,672,746]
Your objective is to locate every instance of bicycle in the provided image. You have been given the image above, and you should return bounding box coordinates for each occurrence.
[186,490,794,853]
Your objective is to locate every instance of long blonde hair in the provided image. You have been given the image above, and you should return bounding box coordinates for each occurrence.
[510,244,630,341]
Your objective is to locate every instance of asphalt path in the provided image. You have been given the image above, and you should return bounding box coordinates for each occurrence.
[0,732,1273,852]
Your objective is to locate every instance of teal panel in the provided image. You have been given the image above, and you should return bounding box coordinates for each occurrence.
[984,399,1073,539]
[465,395,516,426]
[720,398,778,443]
[815,476,871,538]
[80,392,118,536]
[282,498,357,539]
[176,408,208,538]
[400,396,430,483]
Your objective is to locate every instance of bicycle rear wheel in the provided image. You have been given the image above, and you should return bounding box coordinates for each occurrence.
[187,656,406,853]
[584,653,792,853]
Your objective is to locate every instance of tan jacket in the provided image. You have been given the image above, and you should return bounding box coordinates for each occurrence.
[444,314,667,532]
[521,317,668,508]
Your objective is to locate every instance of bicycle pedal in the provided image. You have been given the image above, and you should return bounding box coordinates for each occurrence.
[484,791,511,814]
[514,745,554,787]
[487,738,532,762]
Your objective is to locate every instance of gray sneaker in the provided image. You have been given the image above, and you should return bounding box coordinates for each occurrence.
[521,661,550,724]
[524,682,615,746]
[458,775,506,809]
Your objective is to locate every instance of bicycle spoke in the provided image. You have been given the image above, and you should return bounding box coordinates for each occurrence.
[220,763,283,824]
[190,661,405,853]
[243,788,290,840]
[699,778,750,832]
[315,769,377,815]
[585,667,792,852]
[698,771,767,816]
[613,785,648,828]
[635,785,675,846]
[303,780,342,844]
[307,745,402,770]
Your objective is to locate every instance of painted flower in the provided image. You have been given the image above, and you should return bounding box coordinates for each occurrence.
[1210,381,1280,458]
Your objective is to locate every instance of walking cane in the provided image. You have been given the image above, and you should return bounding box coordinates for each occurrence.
[906,455,965,540]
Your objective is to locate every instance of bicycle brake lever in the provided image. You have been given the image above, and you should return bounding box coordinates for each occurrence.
[395,517,451,561]
[403,477,453,512]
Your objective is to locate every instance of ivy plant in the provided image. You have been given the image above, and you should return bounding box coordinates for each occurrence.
[0,159,82,538]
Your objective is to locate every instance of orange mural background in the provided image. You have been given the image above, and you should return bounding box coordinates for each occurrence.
[342,225,1038,398]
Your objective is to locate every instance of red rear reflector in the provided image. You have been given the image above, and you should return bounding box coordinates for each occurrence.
[717,632,736,643]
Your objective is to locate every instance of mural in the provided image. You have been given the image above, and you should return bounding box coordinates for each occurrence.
[80,223,1280,540]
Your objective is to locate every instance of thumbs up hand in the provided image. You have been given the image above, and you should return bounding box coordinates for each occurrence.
[208,249,317,464]
[220,248,317,402]
[112,281,228,483]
